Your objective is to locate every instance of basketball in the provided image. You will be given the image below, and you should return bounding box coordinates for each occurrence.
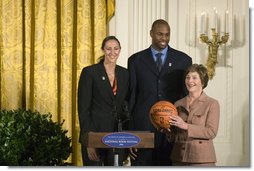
[149,101,178,129]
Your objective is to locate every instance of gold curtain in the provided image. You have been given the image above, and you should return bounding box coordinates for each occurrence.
[0,0,115,166]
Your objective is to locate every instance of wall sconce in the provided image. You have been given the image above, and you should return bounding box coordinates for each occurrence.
[200,9,229,80]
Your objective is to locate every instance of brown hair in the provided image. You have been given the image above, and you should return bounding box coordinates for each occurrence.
[101,36,121,50]
[185,64,209,89]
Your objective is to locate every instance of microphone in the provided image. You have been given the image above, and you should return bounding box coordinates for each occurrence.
[120,101,130,123]
[112,101,130,132]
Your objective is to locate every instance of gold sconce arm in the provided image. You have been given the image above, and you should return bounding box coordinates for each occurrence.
[200,28,229,79]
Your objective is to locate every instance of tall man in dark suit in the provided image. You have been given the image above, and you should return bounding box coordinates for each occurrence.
[128,19,192,166]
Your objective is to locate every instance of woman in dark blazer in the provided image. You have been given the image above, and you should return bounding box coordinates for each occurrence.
[78,36,129,166]
[168,64,220,166]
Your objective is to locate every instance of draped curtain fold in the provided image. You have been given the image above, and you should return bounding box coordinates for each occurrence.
[0,0,115,166]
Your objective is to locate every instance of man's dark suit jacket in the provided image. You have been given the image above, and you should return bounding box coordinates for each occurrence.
[78,62,129,142]
[128,46,192,132]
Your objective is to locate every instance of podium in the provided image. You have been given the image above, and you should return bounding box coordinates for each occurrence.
[82,131,154,166]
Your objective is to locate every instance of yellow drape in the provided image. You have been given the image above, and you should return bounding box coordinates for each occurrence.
[0,0,115,166]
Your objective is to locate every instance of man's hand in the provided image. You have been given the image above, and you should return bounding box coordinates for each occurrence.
[163,128,171,135]
[129,148,138,160]
[158,127,171,136]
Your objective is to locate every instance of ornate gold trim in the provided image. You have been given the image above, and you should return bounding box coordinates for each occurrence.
[200,28,229,80]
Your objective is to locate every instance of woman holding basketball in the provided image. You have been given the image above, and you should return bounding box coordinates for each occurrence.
[167,64,220,166]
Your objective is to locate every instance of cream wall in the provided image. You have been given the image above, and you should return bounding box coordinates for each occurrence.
[109,0,250,166]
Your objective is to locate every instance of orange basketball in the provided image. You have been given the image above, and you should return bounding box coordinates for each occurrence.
[149,101,178,129]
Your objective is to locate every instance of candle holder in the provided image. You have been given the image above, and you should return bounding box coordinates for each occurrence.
[200,28,229,79]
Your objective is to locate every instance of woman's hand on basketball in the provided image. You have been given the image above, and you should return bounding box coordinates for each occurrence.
[169,114,188,130]
[129,148,138,160]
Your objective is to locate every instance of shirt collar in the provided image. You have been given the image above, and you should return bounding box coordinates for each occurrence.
[151,46,168,57]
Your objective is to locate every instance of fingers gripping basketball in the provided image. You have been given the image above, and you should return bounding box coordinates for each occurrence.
[149,101,178,129]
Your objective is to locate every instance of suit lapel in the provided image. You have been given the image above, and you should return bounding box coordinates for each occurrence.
[115,66,121,99]
[187,93,207,123]
[141,48,160,76]
[160,46,174,74]
[97,64,115,100]
[115,66,127,100]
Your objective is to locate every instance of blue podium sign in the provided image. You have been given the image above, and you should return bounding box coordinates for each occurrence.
[102,132,141,148]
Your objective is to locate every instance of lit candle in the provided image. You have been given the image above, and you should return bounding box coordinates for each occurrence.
[225,10,229,33]
[201,12,205,33]
[232,15,235,40]
[203,12,206,34]
[214,9,218,31]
